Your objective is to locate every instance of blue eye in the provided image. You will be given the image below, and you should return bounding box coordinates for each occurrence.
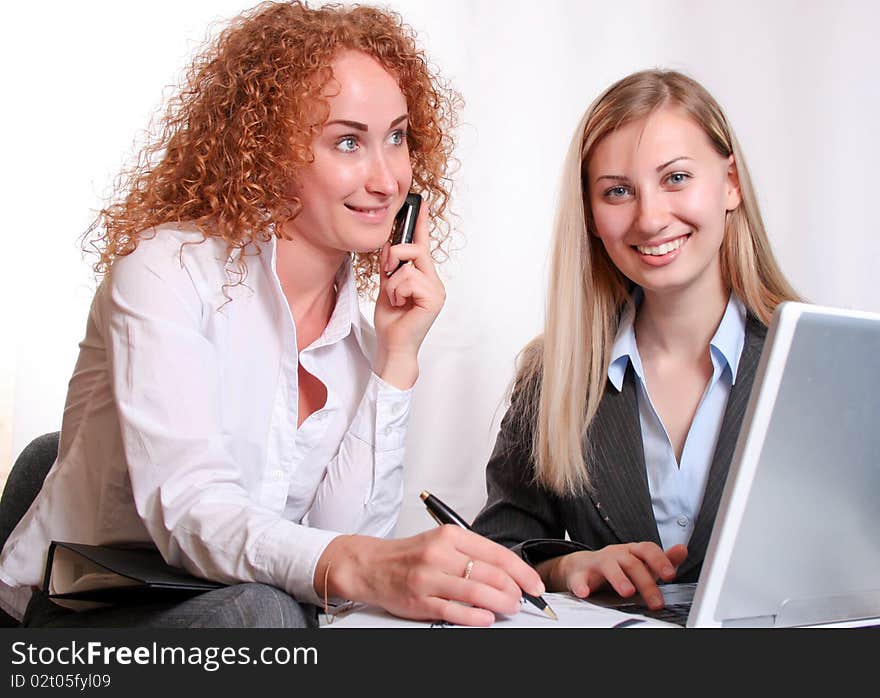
[604,185,631,199]
[389,129,407,146]
[335,136,358,153]
[666,172,690,186]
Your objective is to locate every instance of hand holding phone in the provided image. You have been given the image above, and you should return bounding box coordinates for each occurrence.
[386,193,422,277]
[373,189,444,390]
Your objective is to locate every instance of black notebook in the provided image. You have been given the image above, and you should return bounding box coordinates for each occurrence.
[43,541,224,610]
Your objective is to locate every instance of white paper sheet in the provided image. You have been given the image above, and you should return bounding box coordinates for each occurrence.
[319,592,680,628]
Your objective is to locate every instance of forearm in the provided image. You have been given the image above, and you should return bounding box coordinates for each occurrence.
[535,555,568,592]
[373,348,419,390]
[139,473,339,605]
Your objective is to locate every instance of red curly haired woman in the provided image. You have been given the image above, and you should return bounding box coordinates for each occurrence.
[0,1,542,628]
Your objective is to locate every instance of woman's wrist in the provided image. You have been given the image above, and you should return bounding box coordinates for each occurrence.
[535,554,567,592]
[314,535,363,603]
[374,349,419,390]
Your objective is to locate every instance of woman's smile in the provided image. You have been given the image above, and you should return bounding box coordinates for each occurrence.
[633,232,692,266]
[344,202,392,222]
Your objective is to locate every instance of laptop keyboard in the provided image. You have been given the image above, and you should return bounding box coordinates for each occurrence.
[632,602,691,626]
[593,582,697,626]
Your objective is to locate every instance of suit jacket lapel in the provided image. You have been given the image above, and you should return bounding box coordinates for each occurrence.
[587,365,662,546]
[678,313,768,578]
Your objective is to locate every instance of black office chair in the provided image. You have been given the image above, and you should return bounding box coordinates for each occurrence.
[0,432,59,626]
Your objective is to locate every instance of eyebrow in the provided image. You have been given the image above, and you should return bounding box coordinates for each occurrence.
[593,156,695,184]
[324,114,409,132]
[656,156,693,171]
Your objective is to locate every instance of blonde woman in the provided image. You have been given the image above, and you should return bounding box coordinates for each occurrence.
[473,70,799,611]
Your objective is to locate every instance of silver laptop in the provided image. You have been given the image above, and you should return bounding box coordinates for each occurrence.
[603,301,880,628]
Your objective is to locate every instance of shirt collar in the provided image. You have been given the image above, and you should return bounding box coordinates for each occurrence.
[606,289,747,392]
[607,291,642,392]
[260,236,368,355]
[709,292,747,384]
[321,258,366,352]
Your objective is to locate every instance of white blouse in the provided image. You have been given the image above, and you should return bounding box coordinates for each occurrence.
[0,225,411,620]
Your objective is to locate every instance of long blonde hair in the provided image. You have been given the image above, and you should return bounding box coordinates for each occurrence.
[515,69,799,496]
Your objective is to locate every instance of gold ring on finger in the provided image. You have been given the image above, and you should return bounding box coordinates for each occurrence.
[463,559,475,580]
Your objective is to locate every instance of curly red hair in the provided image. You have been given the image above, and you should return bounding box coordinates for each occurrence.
[86,0,461,295]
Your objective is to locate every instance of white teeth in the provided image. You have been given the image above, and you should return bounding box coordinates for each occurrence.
[636,235,687,256]
[348,205,385,216]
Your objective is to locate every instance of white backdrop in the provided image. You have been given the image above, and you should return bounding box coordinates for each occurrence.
[1,1,878,537]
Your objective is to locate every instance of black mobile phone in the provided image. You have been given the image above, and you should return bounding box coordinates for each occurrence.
[387,193,422,276]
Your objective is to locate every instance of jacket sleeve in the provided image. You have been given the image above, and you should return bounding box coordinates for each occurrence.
[471,394,591,566]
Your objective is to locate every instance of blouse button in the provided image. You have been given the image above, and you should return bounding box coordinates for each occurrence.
[676,515,689,527]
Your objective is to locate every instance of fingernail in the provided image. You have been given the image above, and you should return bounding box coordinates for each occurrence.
[650,594,663,608]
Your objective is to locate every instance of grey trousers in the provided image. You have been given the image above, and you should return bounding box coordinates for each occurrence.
[22,583,318,628]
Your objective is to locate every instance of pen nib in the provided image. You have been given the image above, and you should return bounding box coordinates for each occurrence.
[543,604,559,621]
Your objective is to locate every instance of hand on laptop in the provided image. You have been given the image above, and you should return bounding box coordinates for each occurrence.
[537,542,688,610]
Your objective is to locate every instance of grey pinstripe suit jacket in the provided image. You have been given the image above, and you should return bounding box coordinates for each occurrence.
[472,314,767,583]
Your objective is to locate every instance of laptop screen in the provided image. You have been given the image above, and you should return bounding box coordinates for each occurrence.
[690,302,880,628]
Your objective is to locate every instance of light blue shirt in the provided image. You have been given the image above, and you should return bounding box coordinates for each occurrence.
[607,291,747,549]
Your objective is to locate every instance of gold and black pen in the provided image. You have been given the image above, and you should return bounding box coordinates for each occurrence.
[419,490,558,620]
